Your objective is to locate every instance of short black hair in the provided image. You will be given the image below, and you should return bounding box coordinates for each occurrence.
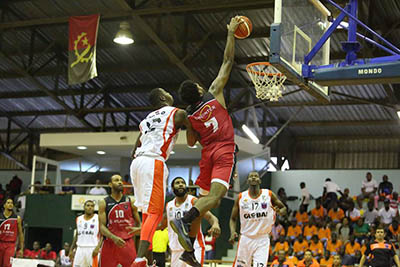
[178,80,201,105]
[300,182,305,188]
[325,178,331,182]
[149,88,164,106]
[171,176,186,188]
[84,200,95,206]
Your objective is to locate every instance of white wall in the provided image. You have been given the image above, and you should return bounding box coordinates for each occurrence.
[271,170,400,210]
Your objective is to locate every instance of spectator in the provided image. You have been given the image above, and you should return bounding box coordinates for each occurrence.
[330,255,343,267]
[323,178,342,209]
[326,233,343,256]
[295,206,309,226]
[343,235,361,265]
[346,201,361,224]
[286,248,299,266]
[152,227,169,267]
[300,182,311,211]
[353,218,370,243]
[378,174,393,198]
[28,241,42,259]
[357,172,378,208]
[338,188,353,212]
[328,202,345,224]
[271,250,295,267]
[363,201,379,225]
[9,175,23,197]
[389,191,400,210]
[287,219,302,241]
[40,178,54,194]
[311,198,326,222]
[123,175,133,195]
[59,178,76,195]
[389,219,400,241]
[274,235,289,256]
[309,235,323,259]
[320,251,333,266]
[277,187,288,209]
[88,179,107,195]
[318,221,331,244]
[187,179,197,196]
[32,181,42,194]
[297,250,320,267]
[304,220,318,241]
[271,220,285,243]
[57,242,72,267]
[378,198,397,226]
[338,218,351,242]
[41,243,57,261]
[293,235,309,260]
[204,231,216,260]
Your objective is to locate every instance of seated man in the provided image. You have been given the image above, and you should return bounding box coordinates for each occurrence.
[59,178,76,195]
[328,202,345,224]
[330,254,344,267]
[378,198,398,226]
[342,235,361,265]
[357,172,378,208]
[338,188,353,212]
[41,243,57,261]
[346,201,361,224]
[273,235,289,257]
[293,235,309,260]
[271,250,295,267]
[326,233,343,256]
[304,220,318,241]
[388,219,400,242]
[311,198,326,222]
[297,250,320,267]
[364,201,379,225]
[309,235,323,260]
[295,206,309,226]
[353,218,370,243]
[287,219,302,242]
[378,175,393,198]
[318,221,331,244]
[320,250,333,266]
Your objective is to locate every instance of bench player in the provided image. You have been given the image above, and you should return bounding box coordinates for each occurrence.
[171,16,242,255]
[130,88,196,267]
[69,200,103,267]
[229,172,286,267]
[98,174,141,267]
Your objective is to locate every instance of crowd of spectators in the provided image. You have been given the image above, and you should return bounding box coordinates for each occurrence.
[270,172,400,266]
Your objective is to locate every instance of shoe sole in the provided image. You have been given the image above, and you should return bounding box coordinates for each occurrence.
[179,255,201,267]
[170,220,193,252]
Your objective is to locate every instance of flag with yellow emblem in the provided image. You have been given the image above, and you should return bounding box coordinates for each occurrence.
[68,14,100,85]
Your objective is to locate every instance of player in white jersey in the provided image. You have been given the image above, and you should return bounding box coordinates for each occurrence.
[69,200,102,267]
[131,88,197,267]
[162,177,221,267]
[229,172,286,267]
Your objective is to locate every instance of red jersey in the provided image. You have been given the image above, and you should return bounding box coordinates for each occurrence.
[0,212,18,242]
[105,195,135,240]
[41,250,57,260]
[187,92,234,147]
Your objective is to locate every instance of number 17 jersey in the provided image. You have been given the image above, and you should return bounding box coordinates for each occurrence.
[187,92,234,147]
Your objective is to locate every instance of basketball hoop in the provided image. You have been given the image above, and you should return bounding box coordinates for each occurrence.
[246,62,287,101]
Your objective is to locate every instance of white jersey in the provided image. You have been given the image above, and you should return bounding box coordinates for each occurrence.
[76,214,100,247]
[166,195,205,251]
[239,189,275,237]
[135,106,179,161]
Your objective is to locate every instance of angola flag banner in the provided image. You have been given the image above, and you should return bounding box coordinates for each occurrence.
[68,14,100,85]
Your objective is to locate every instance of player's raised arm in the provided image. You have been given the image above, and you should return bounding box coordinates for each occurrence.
[174,109,199,147]
[229,194,240,244]
[271,191,287,216]
[98,199,125,248]
[209,16,241,106]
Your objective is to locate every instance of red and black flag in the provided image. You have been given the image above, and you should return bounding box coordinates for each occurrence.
[68,14,100,85]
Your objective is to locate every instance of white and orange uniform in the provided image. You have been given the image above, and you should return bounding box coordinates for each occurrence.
[130,106,179,213]
[233,189,275,267]
[166,195,205,267]
[73,214,100,267]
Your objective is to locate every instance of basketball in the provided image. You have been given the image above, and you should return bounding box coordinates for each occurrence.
[234,16,253,39]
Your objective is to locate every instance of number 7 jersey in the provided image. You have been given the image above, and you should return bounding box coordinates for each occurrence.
[187,92,234,147]
[239,189,276,237]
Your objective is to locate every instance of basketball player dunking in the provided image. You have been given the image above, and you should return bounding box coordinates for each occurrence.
[98,174,141,267]
[130,88,197,267]
[0,198,24,267]
[69,200,103,267]
[229,172,286,267]
[171,16,242,257]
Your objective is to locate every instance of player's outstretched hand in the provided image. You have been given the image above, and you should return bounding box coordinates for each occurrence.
[126,226,141,236]
[111,235,126,248]
[208,224,221,238]
[227,16,242,33]
[229,232,239,245]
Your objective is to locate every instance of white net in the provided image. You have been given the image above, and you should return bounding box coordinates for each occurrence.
[246,63,287,101]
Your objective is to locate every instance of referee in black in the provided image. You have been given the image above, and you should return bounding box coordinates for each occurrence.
[359,226,400,267]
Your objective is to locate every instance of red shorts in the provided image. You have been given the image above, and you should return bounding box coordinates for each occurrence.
[196,142,236,192]
[0,241,15,267]
[100,238,136,267]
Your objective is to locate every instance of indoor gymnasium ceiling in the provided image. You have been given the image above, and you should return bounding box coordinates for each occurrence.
[0,0,400,168]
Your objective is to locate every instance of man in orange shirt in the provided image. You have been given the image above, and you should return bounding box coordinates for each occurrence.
[287,220,302,241]
[271,250,295,267]
[326,233,343,256]
[293,235,309,260]
[311,198,326,222]
[329,255,343,267]
[309,235,323,259]
[304,220,318,241]
[295,206,309,226]
[320,250,333,266]
[328,202,345,224]
[389,219,400,241]
[287,248,299,265]
[345,202,361,224]
[274,235,289,256]
[318,221,331,244]
[298,250,320,267]
[343,235,361,265]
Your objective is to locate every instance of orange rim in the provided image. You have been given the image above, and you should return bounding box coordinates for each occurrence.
[246,62,285,77]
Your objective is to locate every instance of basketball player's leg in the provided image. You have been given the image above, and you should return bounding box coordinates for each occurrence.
[171,251,188,267]
[194,247,205,266]
[2,244,15,267]
[99,238,119,267]
[252,236,270,267]
[233,235,252,267]
[117,238,137,266]
[72,247,85,267]
[0,243,5,267]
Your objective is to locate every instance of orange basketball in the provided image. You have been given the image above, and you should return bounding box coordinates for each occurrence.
[234,16,253,39]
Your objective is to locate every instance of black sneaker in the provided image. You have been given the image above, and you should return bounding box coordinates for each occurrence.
[170,218,193,251]
[179,250,201,267]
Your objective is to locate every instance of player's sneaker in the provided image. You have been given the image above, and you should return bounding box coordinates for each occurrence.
[131,259,148,267]
[179,250,201,267]
[170,218,193,251]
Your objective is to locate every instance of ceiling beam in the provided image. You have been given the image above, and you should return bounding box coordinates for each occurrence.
[0,0,273,30]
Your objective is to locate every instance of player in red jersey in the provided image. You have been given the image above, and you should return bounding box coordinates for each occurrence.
[0,198,24,267]
[98,174,141,267]
[171,16,242,259]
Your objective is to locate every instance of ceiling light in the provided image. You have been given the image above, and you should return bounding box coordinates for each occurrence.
[170,151,175,155]
[77,146,87,150]
[113,21,134,45]
[188,145,197,149]
[397,111,400,119]
[242,125,260,144]
[96,151,106,155]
